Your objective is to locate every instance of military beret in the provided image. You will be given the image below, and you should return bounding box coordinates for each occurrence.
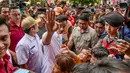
[102,11,124,27]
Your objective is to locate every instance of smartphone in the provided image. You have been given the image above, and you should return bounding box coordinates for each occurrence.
[120,3,128,8]
[20,8,24,14]
[38,8,46,12]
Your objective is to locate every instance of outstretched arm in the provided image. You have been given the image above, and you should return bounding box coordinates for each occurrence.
[42,9,58,45]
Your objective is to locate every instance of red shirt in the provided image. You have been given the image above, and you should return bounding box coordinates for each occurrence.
[9,20,25,52]
[88,21,95,29]
[0,54,18,73]
[68,16,75,26]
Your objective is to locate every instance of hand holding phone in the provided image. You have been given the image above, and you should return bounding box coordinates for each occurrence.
[117,39,130,53]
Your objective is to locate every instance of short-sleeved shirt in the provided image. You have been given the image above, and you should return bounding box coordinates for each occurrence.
[9,20,25,52]
[70,26,98,54]
[41,32,62,73]
[16,34,43,73]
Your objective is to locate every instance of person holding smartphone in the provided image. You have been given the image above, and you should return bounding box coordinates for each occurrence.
[95,12,130,60]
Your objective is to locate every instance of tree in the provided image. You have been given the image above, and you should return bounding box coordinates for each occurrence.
[70,0,101,5]
[102,0,107,5]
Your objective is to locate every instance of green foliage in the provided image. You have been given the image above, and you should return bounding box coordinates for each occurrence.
[70,0,101,5]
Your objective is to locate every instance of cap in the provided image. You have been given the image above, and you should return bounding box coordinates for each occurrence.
[103,11,124,27]
[54,7,63,15]
[22,16,38,30]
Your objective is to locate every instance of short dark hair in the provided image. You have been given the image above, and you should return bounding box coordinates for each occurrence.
[91,46,109,60]
[106,7,114,11]
[78,13,89,21]
[9,6,20,11]
[73,63,90,73]
[88,58,130,73]
[56,14,68,22]
[0,6,9,13]
[24,25,35,34]
[78,7,85,10]
[0,15,10,31]
[1,6,9,10]
[95,18,105,26]
[1,6,9,9]
[35,12,45,19]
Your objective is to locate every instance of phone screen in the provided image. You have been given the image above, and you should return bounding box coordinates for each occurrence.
[120,3,128,8]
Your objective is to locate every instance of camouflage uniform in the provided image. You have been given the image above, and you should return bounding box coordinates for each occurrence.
[70,26,98,54]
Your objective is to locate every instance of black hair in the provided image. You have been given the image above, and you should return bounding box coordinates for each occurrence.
[24,28,30,34]
[9,6,20,11]
[24,25,35,34]
[78,7,85,10]
[88,58,130,73]
[0,15,10,31]
[35,10,45,19]
[78,13,89,21]
[37,8,46,13]
[0,6,9,13]
[61,1,66,5]
[35,12,42,18]
[95,18,105,26]
[91,46,109,60]
[82,9,93,15]
[1,6,9,9]
[73,63,90,73]
[1,6,9,10]
[56,14,68,22]
[106,7,114,11]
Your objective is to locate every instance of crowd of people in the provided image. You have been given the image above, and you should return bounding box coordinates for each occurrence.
[0,0,130,73]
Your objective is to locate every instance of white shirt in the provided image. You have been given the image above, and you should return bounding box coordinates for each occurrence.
[16,33,44,73]
[41,32,62,73]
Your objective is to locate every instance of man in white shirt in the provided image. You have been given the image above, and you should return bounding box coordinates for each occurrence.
[16,16,44,73]
[41,13,68,73]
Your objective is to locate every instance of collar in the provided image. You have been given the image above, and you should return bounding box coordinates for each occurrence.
[9,19,22,27]
[3,54,10,60]
[105,32,120,43]
[79,26,89,34]
[101,30,107,35]
[0,54,10,68]
[25,33,36,41]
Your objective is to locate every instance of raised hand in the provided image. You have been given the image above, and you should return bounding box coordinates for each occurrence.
[43,8,58,33]
[42,8,59,45]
